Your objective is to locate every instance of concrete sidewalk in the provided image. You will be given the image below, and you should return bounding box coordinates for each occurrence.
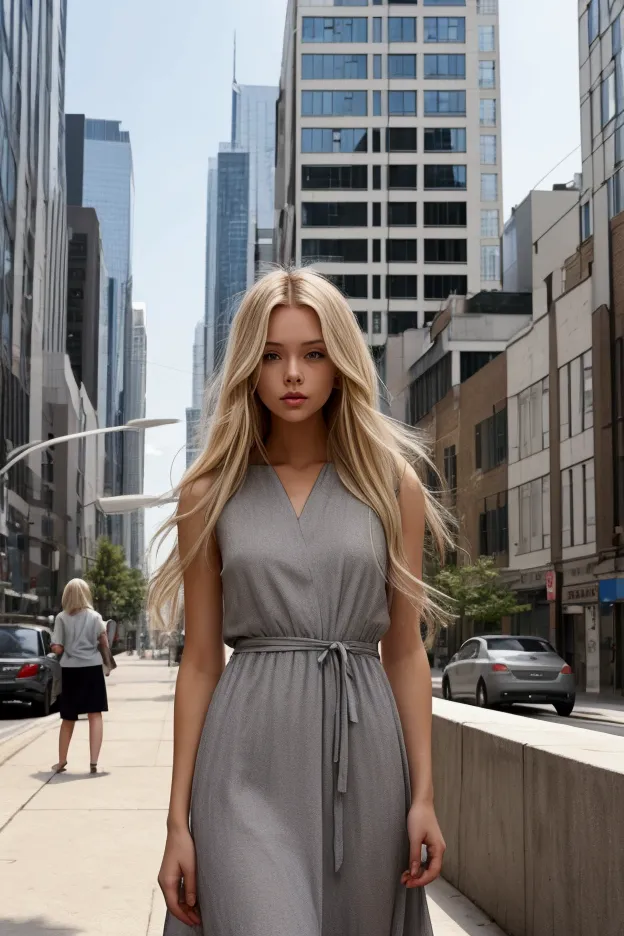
[0,655,504,936]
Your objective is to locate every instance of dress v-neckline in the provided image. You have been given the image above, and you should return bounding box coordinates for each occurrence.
[254,462,330,522]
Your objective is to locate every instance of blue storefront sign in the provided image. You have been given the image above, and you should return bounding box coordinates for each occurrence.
[599,578,624,603]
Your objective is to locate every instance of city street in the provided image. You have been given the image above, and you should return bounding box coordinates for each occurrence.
[0,656,505,936]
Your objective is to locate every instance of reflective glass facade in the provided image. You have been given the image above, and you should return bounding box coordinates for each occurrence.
[215,147,249,367]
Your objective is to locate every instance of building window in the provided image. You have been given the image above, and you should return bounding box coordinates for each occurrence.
[301,239,368,262]
[608,166,624,218]
[479,495,508,557]
[388,90,417,115]
[480,134,497,165]
[373,54,382,79]
[301,202,368,226]
[477,0,498,13]
[372,274,381,299]
[373,90,383,116]
[424,17,465,43]
[560,350,593,440]
[372,129,381,153]
[518,377,549,459]
[425,274,467,300]
[301,165,368,189]
[481,244,500,280]
[302,90,368,117]
[302,17,368,42]
[301,127,367,153]
[479,61,496,90]
[409,353,452,423]
[476,408,507,471]
[460,351,499,382]
[354,311,367,332]
[562,460,596,548]
[581,201,592,240]
[388,311,419,335]
[481,209,499,236]
[601,72,616,127]
[388,202,417,226]
[480,99,497,126]
[425,0,465,4]
[373,202,382,226]
[387,239,417,262]
[424,90,466,115]
[588,0,600,46]
[387,275,417,299]
[373,165,381,189]
[325,274,368,298]
[388,17,416,42]
[388,54,416,78]
[424,127,466,152]
[478,25,495,51]
[373,239,381,262]
[373,17,383,42]
[444,445,457,505]
[424,201,467,227]
[424,54,466,78]
[424,239,467,263]
[372,311,382,334]
[302,54,368,79]
[388,165,417,189]
[481,172,498,201]
[518,476,551,554]
[387,127,417,151]
[424,164,467,189]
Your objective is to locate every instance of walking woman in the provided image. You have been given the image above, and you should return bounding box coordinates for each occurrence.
[50,578,109,775]
[150,269,452,935]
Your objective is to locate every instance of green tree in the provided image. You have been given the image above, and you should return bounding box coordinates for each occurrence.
[84,538,147,624]
[432,556,530,627]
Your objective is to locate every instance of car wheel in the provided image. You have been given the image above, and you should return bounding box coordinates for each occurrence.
[476,680,488,708]
[554,701,574,717]
[35,684,52,718]
[442,677,452,701]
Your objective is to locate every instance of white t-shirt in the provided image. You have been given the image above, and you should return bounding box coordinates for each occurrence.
[52,609,106,668]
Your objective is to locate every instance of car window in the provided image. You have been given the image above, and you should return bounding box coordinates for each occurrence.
[486,637,554,653]
[0,627,40,658]
[458,641,479,660]
[41,630,52,654]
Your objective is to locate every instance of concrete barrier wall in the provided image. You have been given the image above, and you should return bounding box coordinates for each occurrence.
[431,700,624,936]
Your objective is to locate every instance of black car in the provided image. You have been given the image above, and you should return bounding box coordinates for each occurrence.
[0,622,62,716]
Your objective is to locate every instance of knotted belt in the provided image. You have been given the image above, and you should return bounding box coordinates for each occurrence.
[232,635,380,872]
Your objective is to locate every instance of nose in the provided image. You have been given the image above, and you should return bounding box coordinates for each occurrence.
[284,356,303,386]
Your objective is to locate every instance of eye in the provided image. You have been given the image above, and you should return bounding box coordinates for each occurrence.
[263,351,280,362]
[306,350,325,360]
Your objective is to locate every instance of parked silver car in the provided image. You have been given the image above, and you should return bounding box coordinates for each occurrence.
[0,622,62,716]
[442,635,576,716]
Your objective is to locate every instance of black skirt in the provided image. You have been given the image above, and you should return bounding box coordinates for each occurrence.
[59,665,108,721]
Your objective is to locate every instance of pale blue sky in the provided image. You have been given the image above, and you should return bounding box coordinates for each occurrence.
[65,0,580,563]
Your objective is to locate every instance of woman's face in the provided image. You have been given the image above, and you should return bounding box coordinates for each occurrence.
[255,305,338,424]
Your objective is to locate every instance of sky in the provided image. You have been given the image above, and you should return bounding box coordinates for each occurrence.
[65,0,581,567]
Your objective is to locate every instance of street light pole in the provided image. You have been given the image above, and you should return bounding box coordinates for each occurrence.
[0,418,180,478]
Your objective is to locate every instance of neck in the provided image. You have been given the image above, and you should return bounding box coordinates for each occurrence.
[264,413,329,468]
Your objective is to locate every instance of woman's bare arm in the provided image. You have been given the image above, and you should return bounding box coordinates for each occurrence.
[380,464,445,887]
[167,478,225,833]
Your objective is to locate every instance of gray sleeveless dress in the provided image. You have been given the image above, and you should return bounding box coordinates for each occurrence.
[163,463,433,936]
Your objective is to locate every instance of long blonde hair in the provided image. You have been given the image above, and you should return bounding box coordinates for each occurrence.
[62,578,94,615]
[148,268,453,634]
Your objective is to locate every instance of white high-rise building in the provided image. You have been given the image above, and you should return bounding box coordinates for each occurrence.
[275,0,503,375]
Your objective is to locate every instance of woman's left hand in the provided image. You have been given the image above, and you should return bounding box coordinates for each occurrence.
[401,800,446,888]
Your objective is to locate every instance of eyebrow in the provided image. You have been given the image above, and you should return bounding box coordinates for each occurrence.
[264,339,326,347]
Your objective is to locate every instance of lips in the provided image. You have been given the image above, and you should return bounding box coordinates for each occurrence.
[281,393,307,401]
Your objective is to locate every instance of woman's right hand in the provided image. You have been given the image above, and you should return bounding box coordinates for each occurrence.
[158,825,201,928]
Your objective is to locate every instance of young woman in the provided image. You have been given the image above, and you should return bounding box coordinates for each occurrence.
[150,269,451,936]
[50,578,109,774]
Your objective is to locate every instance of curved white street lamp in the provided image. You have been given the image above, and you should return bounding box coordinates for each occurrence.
[97,491,177,514]
[0,418,180,479]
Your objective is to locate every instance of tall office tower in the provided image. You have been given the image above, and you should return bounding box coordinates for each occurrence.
[275,0,503,379]
[232,78,279,281]
[185,322,205,468]
[124,302,147,568]
[204,158,218,381]
[65,115,134,548]
[214,144,250,367]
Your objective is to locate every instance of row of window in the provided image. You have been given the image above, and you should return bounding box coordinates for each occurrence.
[302,161,496,191]
[301,237,469,263]
[516,459,596,556]
[353,309,423,336]
[322,273,468,300]
[302,16,496,48]
[302,52,476,80]
[301,201,500,231]
[302,88,486,117]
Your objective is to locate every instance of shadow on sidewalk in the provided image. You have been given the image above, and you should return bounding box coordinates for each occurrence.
[29,771,110,783]
[0,917,84,935]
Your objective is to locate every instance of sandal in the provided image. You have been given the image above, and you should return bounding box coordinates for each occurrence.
[51,761,67,774]
[90,763,98,774]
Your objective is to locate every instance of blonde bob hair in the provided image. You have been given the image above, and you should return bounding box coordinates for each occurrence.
[62,578,94,615]
[148,268,453,635]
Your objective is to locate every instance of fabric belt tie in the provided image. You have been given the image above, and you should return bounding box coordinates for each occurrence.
[232,636,380,872]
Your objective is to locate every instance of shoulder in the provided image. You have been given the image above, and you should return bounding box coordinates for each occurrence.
[178,473,216,515]
[91,610,105,632]
[396,459,425,519]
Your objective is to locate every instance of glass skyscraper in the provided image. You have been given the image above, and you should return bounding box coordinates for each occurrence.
[214,145,250,367]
